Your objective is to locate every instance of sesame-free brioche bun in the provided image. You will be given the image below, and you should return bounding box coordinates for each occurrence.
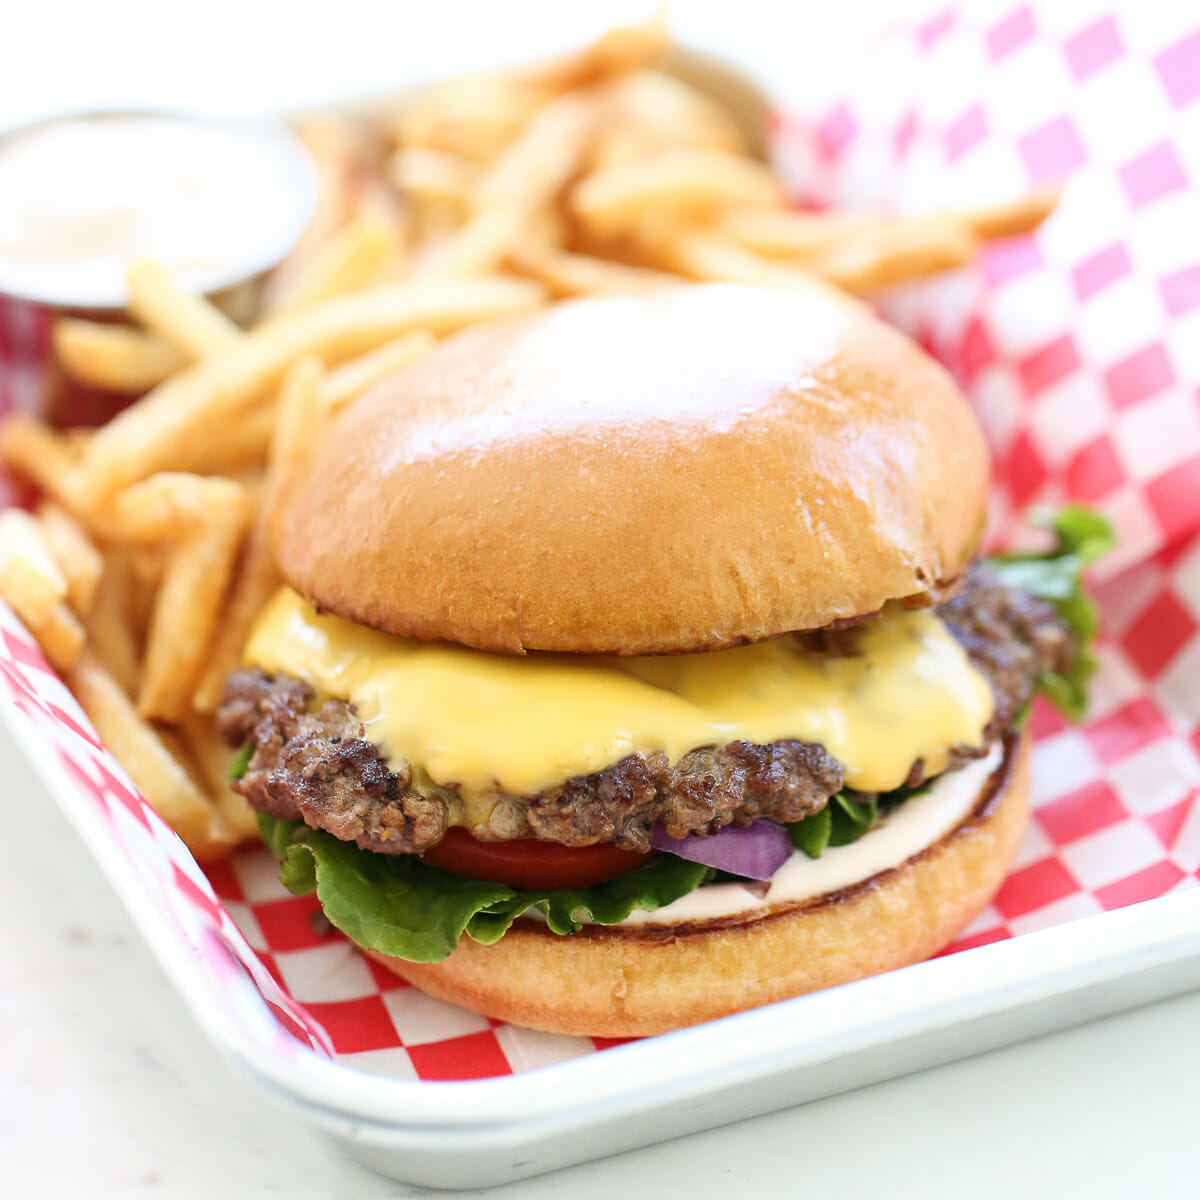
[367,732,1029,1038]
[277,283,990,655]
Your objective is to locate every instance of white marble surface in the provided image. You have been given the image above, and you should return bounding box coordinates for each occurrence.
[4,722,1200,1197]
[4,2,1200,1195]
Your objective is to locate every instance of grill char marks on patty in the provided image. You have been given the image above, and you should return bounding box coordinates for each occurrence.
[217,670,447,855]
[522,740,842,851]
[939,564,1074,738]
[218,565,1073,856]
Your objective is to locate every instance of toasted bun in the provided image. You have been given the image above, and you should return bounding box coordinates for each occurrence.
[367,731,1029,1037]
[278,283,990,654]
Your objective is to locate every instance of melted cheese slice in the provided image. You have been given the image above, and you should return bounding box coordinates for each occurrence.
[245,588,993,803]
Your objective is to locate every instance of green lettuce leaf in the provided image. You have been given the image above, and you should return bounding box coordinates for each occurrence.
[257,811,298,859]
[829,793,878,847]
[227,743,254,781]
[788,804,832,858]
[789,791,881,858]
[984,505,1115,721]
[259,813,712,963]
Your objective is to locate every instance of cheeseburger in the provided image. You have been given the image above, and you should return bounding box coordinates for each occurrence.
[219,283,1103,1037]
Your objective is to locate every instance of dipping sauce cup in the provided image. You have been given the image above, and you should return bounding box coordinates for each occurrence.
[0,110,316,426]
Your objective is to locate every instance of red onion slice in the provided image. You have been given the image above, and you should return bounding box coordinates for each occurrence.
[650,820,793,881]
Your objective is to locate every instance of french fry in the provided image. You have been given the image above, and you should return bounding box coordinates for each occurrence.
[520,11,669,90]
[406,201,463,246]
[75,276,545,503]
[716,208,881,258]
[190,517,281,715]
[111,472,245,541]
[0,509,67,627]
[961,190,1058,241]
[0,510,87,671]
[175,400,276,475]
[656,223,963,297]
[178,715,260,840]
[523,206,570,250]
[137,478,251,723]
[267,357,325,518]
[507,242,678,297]
[473,91,598,210]
[571,150,784,237]
[805,215,978,292]
[411,207,529,279]
[389,145,477,210]
[296,115,373,170]
[37,503,103,614]
[191,352,323,714]
[413,93,597,279]
[191,359,321,714]
[82,553,142,697]
[591,69,746,168]
[126,257,244,359]
[127,542,164,592]
[124,545,161,650]
[30,604,86,672]
[67,651,234,859]
[215,785,262,843]
[320,330,435,415]
[53,319,186,392]
[721,195,1056,267]
[657,228,828,286]
[354,176,411,283]
[388,14,663,163]
[270,214,402,314]
[0,415,86,513]
[0,417,128,542]
[391,74,554,164]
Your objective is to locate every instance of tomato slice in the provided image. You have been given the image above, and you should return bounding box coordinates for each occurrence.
[420,827,651,891]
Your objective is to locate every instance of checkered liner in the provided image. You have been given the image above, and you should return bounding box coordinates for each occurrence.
[2,1,1199,1083]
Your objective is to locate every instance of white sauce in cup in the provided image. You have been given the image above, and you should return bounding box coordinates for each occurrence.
[0,112,316,309]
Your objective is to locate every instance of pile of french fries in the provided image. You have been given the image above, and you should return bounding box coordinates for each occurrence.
[0,16,1055,861]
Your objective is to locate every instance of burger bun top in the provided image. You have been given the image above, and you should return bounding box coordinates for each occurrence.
[277,283,990,655]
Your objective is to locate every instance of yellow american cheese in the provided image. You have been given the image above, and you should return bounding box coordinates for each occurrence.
[245,588,994,803]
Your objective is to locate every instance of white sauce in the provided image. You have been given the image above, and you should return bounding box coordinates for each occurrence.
[0,113,316,308]
[615,745,1003,926]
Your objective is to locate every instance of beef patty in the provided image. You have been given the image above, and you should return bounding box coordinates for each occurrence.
[218,565,1072,856]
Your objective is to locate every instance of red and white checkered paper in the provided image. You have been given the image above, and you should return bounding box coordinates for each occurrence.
[2,1,1200,1082]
